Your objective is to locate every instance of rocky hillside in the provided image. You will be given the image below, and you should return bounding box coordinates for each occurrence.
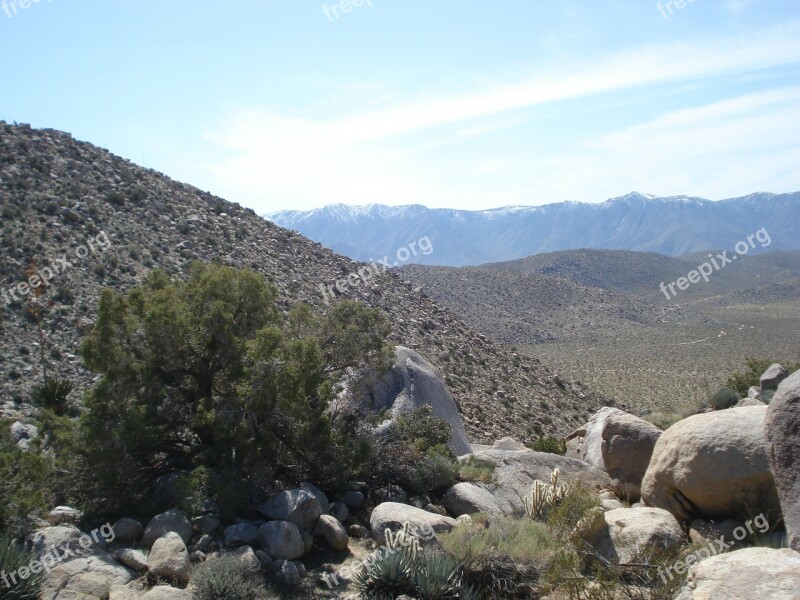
[0,122,611,444]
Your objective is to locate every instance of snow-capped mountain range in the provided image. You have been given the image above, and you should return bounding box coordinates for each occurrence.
[266,192,800,266]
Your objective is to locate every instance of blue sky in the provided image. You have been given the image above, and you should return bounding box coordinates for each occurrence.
[1,1,799,212]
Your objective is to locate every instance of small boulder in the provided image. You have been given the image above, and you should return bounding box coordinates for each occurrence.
[329,501,349,524]
[115,549,148,571]
[258,489,321,532]
[257,521,304,561]
[301,482,330,514]
[142,509,192,548]
[760,363,789,391]
[275,560,301,587]
[313,515,349,551]
[370,502,457,545]
[147,532,190,584]
[142,587,192,600]
[231,545,261,572]
[223,523,258,547]
[112,519,143,543]
[341,490,365,509]
[580,507,685,565]
[48,506,83,526]
[444,482,505,518]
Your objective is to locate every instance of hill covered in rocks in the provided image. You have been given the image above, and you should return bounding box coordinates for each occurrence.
[0,122,612,444]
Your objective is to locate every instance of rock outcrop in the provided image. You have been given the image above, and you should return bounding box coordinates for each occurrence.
[370,502,457,545]
[568,407,662,501]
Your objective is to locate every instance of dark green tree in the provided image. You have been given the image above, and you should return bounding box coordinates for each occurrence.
[80,263,391,507]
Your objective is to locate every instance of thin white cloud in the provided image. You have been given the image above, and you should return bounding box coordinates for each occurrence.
[204,21,800,210]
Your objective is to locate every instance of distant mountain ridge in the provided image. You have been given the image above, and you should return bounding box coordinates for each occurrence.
[267,192,800,266]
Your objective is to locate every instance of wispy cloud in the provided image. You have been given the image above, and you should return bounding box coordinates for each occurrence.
[205,21,800,209]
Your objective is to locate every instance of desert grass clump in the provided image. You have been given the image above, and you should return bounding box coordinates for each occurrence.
[191,553,269,600]
[708,387,740,410]
[531,435,567,455]
[458,456,496,484]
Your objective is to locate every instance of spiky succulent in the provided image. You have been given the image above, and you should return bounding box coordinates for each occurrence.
[523,467,571,520]
[413,550,462,600]
[352,544,416,598]
[0,536,44,600]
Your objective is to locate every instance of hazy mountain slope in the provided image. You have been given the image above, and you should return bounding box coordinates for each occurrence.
[268,193,800,266]
[0,122,612,444]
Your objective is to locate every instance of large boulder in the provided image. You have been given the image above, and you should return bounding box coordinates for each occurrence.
[258,489,321,532]
[580,507,685,565]
[147,532,190,585]
[444,482,506,518]
[567,408,662,502]
[370,502,457,545]
[760,363,789,391]
[141,509,192,547]
[676,547,800,599]
[39,551,135,600]
[765,369,800,551]
[142,587,193,600]
[362,346,472,456]
[223,523,259,547]
[459,441,612,516]
[641,406,781,526]
[257,521,305,560]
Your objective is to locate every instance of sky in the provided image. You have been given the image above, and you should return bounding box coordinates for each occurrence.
[1,1,799,213]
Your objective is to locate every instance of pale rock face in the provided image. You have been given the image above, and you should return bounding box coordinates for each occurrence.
[141,509,192,548]
[641,406,781,526]
[362,346,473,456]
[765,369,800,551]
[675,547,800,600]
[147,532,190,585]
[759,363,789,390]
[257,521,305,560]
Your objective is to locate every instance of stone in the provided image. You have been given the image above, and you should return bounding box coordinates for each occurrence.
[329,501,349,524]
[231,545,261,572]
[147,532,190,584]
[760,363,789,390]
[349,524,369,538]
[601,499,624,511]
[362,346,473,455]
[257,521,304,561]
[112,519,143,543]
[374,485,407,503]
[580,507,685,565]
[341,490,365,509]
[192,515,220,534]
[48,506,83,525]
[313,514,349,551]
[641,406,781,526]
[275,560,301,587]
[301,482,330,514]
[444,482,506,517]
[688,519,743,547]
[258,489,321,532]
[223,523,258,547]
[764,369,800,551]
[142,587,192,600]
[300,530,313,554]
[63,572,111,599]
[567,407,663,502]
[370,502,457,545]
[676,547,800,599]
[142,509,192,547]
[40,550,135,600]
[114,549,148,571]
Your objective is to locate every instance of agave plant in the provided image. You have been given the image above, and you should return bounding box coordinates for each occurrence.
[0,536,44,600]
[352,545,416,598]
[413,550,462,600]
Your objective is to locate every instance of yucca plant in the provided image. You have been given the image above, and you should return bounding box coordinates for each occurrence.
[413,550,462,600]
[459,584,484,600]
[0,536,44,600]
[30,377,73,416]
